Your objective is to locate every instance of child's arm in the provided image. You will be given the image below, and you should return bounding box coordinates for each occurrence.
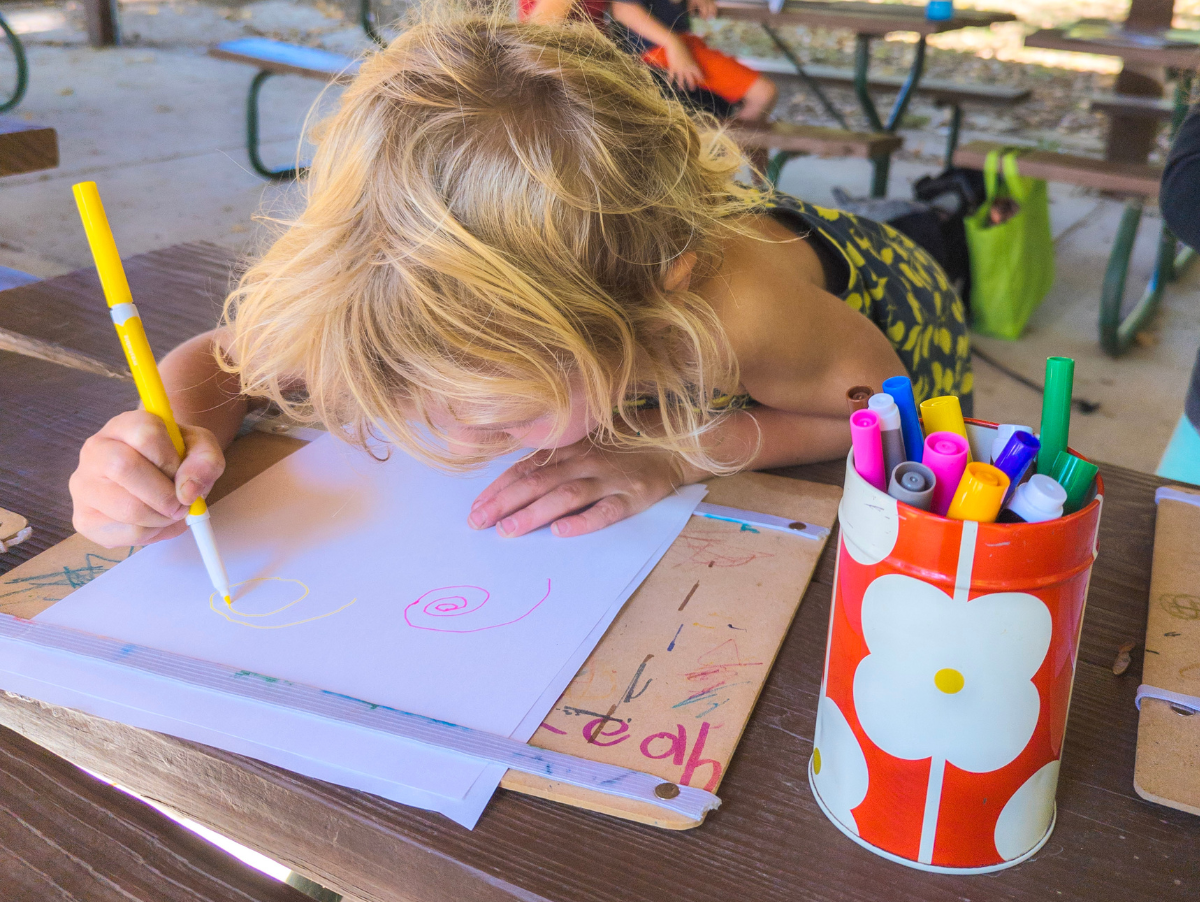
[69,329,250,548]
[525,0,582,22]
[610,2,704,91]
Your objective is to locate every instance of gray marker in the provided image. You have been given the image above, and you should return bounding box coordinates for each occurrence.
[888,461,935,511]
[869,393,907,478]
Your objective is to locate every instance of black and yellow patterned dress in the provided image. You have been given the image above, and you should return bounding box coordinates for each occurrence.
[626,189,973,417]
[754,189,973,412]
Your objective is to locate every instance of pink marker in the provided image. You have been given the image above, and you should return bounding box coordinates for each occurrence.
[924,431,970,515]
[850,409,887,491]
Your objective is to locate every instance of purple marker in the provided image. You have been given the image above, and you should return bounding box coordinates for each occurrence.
[992,431,1041,504]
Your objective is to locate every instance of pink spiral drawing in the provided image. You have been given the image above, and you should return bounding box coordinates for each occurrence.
[404,580,552,633]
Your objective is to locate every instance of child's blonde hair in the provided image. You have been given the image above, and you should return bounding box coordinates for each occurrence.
[224,3,760,471]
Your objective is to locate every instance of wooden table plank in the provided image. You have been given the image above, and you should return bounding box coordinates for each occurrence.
[1025,28,1200,70]
[0,241,236,374]
[0,246,1195,900]
[0,721,308,901]
[715,0,1016,36]
[0,117,59,177]
[0,351,137,570]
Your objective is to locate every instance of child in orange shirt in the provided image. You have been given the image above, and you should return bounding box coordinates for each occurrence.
[612,0,777,121]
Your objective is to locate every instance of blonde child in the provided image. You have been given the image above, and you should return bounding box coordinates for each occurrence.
[69,8,970,550]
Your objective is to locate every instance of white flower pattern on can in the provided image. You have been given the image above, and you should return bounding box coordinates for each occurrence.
[994,759,1060,860]
[852,573,1052,773]
[812,695,870,834]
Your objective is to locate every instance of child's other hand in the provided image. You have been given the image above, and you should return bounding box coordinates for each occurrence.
[664,36,705,92]
[469,442,698,538]
[687,0,717,19]
[70,410,226,548]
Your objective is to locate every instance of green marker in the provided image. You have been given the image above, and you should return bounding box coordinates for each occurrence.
[1037,356,1074,475]
[1051,451,1099,514]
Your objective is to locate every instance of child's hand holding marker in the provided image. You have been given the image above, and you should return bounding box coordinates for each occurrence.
[71,411,225,548]
[850,359,1098,524]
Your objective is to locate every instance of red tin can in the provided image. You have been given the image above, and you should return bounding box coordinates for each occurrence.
[810,421,1103,872]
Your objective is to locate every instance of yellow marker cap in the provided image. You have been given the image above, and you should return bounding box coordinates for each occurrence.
[946,462,1010,523]
[920,395,971,462]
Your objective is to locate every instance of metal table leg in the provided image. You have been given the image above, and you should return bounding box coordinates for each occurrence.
[246,71,307,181]
[1098,72,1196,356]
[760,24,848,129]
[0,12,29,114]
[855,34,927,197]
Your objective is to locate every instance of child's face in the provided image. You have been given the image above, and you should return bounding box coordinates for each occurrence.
[435,381,598,458]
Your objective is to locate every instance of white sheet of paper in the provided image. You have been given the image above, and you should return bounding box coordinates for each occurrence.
[34,435,704,826]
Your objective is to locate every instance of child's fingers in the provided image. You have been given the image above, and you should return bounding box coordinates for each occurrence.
[495,478,606,538]
[175,425,226,506]
[551,494,637,538]
[99,410,184,478]
[470,449,557,512]
[72,502,187,548]
[81,435,187,519]
[470,459,584,530]
[85,478,186,530]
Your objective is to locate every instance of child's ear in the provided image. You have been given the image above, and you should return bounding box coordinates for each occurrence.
[663,252,698,292]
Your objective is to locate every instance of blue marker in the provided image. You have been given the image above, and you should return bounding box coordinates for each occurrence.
[882,375,924,463]
[992,431,1040,504]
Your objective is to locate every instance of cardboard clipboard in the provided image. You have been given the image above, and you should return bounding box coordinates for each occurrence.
[1133,485,1200,816]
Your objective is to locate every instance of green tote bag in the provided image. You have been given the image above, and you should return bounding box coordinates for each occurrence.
[965,148,1055,339]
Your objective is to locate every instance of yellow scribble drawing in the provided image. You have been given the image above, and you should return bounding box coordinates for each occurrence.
[209,577,357,629]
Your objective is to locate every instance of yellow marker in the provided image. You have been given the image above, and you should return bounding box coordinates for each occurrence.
[73,182,232,605]
[920,395,972,462]
[946,462,1010,523]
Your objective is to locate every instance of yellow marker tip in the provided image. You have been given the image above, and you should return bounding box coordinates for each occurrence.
[224,595,232,606]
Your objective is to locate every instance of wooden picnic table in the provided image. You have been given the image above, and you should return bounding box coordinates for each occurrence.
[1,243,1198,901]
[715,1,1017,195]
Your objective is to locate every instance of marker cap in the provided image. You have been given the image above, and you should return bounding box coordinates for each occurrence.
[923,431,970,516]
[847,385,874,414]
[881,375,925,464]
[1050,450,1099,514]
[888,461,935,510]
[920,395,971,461]
[1037,357,1075,474]
[947,462,1010,522]
[1005,474,1067,523]
[867,393,902,430]
[850,409,887,492]
[991,424,1033,464]
[992,430,1040,500]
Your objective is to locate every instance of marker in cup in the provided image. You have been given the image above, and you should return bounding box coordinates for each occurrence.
[850,409,887,492]
[868,393,907,477]
[881,375,925,463]
[923,431,969,516]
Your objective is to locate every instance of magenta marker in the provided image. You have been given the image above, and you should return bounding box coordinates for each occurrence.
[923,431,970,516]
[850,409,887,491]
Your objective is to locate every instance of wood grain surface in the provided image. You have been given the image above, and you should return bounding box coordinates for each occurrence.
[0,117,59,177]
[0,721,309,901]
[0,244,1196,900]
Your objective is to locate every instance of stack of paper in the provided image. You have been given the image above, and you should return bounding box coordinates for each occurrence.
[30,435,704,827]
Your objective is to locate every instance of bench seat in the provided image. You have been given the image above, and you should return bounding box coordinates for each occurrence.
[0,117,58,177]
[209,38,360,83]
[1089,92,1176,120]
[952,140,1162,197]
[730,122,902,159]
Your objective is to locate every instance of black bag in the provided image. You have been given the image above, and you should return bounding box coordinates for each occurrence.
[911,167,987,313]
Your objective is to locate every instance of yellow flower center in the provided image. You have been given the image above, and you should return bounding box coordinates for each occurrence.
[813,747,822,775]
[934,668,965,694]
